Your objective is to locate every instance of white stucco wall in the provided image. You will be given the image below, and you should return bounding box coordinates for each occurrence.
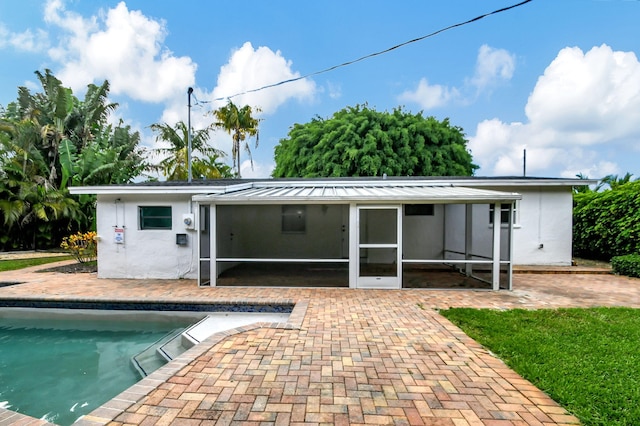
[441,186,573,266]
[441,203,504,262]
[510,186,573,265]
[459,204,510,261]
[95,194,198,279]
[442,204,468,258]
[443,187,573,265]
[402,204,445,260]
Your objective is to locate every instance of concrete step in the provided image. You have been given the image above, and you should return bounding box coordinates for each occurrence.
[181,312,290,348]
[133,312,291,378]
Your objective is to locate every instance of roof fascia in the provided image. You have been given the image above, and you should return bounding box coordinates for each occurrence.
[454,179,598,187]
[194,196,522,205]
[246,178,597,188]
[69,185,228,195]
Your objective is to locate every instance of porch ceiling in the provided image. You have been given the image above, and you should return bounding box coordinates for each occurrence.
[192,183,522,204]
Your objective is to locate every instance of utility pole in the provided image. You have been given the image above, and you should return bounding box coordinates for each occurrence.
[187,87,193,183]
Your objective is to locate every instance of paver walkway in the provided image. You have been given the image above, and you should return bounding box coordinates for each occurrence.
[1,261,639,425]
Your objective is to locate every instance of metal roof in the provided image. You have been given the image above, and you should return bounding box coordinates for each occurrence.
[68,176,596,195]
[192,183,522,204]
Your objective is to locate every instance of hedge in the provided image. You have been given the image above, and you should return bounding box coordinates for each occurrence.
[611,254,640,278]
[573,181,640,260]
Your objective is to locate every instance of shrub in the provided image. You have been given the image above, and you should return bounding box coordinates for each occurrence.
[611,254,640,278]
[60,231,97,263]
[573,181,640,260]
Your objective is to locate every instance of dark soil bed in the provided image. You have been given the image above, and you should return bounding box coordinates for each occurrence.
[39,262,97,274]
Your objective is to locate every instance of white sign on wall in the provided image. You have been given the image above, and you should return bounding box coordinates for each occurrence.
[114,228,125,244]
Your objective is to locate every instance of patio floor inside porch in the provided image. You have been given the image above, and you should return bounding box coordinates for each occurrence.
[214,262,502,289]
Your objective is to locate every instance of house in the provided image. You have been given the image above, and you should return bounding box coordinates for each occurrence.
[70,176,593,290]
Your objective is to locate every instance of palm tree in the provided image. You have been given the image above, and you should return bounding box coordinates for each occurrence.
[601,173,634,190]
[11,70,118,188]
[150,121,229,180]
[212,100,260,178]
[1,69,140,249]
[192,153,234,179]
[0,132,80,249]
[65,80,118,149]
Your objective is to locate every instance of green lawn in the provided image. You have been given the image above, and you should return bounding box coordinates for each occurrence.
[440,307,640,426]
[0,256,73,272]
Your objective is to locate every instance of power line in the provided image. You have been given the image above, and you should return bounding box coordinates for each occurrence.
[212,0,533,102]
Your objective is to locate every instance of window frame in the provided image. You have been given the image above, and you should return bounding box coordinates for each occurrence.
[489,202,518,226]
[281,205,307,234]
[404,204,435,216]
[139,206,173,230]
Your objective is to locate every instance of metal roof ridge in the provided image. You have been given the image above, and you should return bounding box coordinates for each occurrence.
[249,179,455,188]
[221,182,255,194]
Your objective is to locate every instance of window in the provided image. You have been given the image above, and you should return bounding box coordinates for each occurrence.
[282,205,306,233]
[405,204,434,216]
[489,203,515,225]
[139,206,172,230]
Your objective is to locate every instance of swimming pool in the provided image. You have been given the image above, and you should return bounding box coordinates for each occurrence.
[0,303,293,425]
[0,310,199,425]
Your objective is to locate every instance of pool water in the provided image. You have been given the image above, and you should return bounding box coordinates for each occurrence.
[0,315,196,425]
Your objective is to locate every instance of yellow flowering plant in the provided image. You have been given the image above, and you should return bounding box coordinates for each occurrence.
[60,231,98,263]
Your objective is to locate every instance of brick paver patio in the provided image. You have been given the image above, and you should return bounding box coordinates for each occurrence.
[1,260,639,425]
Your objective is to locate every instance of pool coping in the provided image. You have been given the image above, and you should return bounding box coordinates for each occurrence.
[0,407,55,425]
[0,298,309,426]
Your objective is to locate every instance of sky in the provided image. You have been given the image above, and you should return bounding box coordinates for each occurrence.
[1,0,639,180]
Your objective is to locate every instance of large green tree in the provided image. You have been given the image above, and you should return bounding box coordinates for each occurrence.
[150,121,233,180]
[272,104,477,177]
[0,69,147,249]
[212,100,260,178]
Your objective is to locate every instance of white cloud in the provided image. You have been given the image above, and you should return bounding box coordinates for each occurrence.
[157,41,315,155]
[43,0,196,103]
[468,45,515,92]
[240,159,274,178]
[0,24,49,52]
[398,44,514,110]
[559,160,619,180]
[398,78,460,109]
[158,40,316,158]
[326,81,342,100]
[469,44,640,178]
[525,44,640,143]
[211,41,316,114]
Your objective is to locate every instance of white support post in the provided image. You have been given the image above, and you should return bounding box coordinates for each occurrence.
[442,204,447,259]
[348,203,358,288]
[211,204,217,286]
[396,206,403,289]
[465,204,473,276]
[507,202,514,290]
[492,204,501,291]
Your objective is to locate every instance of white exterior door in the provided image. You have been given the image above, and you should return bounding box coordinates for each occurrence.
[356,206,402,289]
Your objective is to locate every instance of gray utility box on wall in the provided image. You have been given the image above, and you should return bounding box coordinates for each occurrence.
[176,233,188,246]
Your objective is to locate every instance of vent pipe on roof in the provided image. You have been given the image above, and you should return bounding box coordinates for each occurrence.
[523,148,527,177]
